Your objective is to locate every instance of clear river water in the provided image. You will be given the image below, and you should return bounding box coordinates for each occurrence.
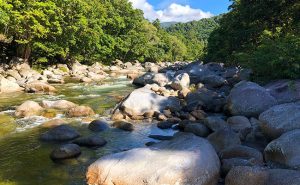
[0,76,174,185]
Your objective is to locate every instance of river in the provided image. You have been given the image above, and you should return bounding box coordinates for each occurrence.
[0,76,174,185]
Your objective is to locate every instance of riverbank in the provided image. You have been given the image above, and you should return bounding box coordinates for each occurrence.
[0,59,299,185]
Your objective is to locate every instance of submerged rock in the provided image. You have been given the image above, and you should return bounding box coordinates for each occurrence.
[40,125,80,142]
[50,144,81,160]
[86,133,220,185]
[73,135,107,147]
[112,121,134,131]
[15,100,43,118]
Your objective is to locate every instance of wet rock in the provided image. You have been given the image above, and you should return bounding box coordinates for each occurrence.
[264,129,300,170]
[118,87,180,117]
[25,81,56,93]
[170,73,190,90]
[41,100,77,110]
[50,144,81,160]
[157,121,175,129]
[86,133,220,185]
[184,123,210,137]
[227,81,277,117]
[112,121,134,131]
[15,100,43,118]
[40,125,80,141]
[67,106,95,117]
[42,119,67,128]
[259,102,300,139]
[207,128,241,153]
[88,120,110,132]
[148,135,173,140]
[225,166,300,185]
[73,135,107,147]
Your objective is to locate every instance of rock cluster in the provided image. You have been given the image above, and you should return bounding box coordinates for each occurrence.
[87,61,300,185]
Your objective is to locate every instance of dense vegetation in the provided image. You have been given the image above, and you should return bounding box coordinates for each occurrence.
[0,0,203,65]
[206,0,300,80]
[165,16,221,60]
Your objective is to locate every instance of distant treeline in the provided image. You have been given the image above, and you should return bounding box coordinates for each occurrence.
[0,0,219,66]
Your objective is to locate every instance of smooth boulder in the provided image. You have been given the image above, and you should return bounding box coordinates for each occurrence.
[0,77,23,93]
[73,135,107,147]
[25,81,56,93]
[67,106,95,117]
[41,100,77,110]
[112,121,134,131]
[225,166,300,185]
[259,102,300,139]
[264,129,300,170]
[50,144,81,160]
[227,81,277,117]
[86,133,220,185]
[119,87,180,116]
[40,125,80,141]
[15,100,43,118]
[88,120,110,132]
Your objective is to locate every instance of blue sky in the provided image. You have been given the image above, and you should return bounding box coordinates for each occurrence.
[148,0,231,15]
[129,0,232,22]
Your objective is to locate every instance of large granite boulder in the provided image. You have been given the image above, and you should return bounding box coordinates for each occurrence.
[264,129,300,170]
[265,80,300,104]
[118,87,180,116]
[227,81,277,117]
[0,77,23,93]
[86,133,220,185]
[15,100,43,118]
[259,102,300,139]
[225,166,300,185]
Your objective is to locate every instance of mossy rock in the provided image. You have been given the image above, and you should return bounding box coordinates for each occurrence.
[41,109,57,118]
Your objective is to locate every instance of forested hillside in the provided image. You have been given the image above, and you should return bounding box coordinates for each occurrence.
[0,0,204,65]
[165,16,221,60]
[206,0,300,80]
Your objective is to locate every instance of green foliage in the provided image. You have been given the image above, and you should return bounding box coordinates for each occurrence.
[1,0,204,64]
[165,16,221,60]
[206,0,300,79]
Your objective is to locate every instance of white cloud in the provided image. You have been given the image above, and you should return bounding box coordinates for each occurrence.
[128,0,213,22]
